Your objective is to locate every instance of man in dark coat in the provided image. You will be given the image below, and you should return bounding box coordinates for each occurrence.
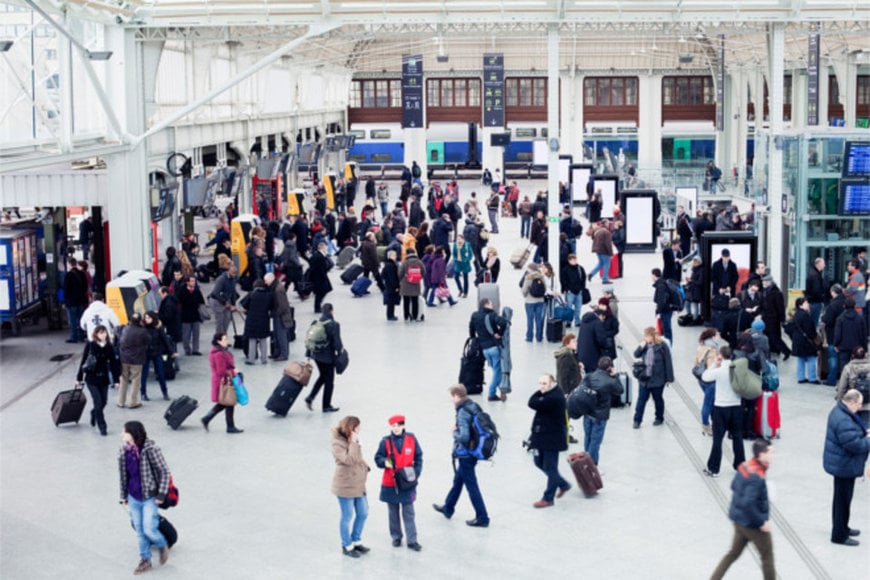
[157,286,183,346]
[823,284,847,384]
[834,298,869,376]
[652,268,675,344]
[662,238,682,283]
[822,390,870,546]
[805,256,828,326]
[266,273,293,361]
[408,195,425,230]
[575,310,608,372]
[63,257,89,343]
[309,242,333,314]
[760,274,790,358]
[364,175,376,200]
[118,313,150,408]
[430,213,454,254]
[676,206,693,257]
[469,299,508,401]
[239,279,272,364]
[579,356,624,465]
[711,249,739,296]
[176,275,205,356]
[380,250,401,321]
[290,215,310,259]
[359,232,383,290]
[526,374,571,508]
[304,303,343,413]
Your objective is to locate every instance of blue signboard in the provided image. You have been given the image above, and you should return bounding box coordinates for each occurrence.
[483,53,504,127]
[402,54,423,128]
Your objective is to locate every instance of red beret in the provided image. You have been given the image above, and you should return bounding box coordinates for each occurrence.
[388,415,405,425]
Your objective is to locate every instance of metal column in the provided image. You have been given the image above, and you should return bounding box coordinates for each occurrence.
[547,25,560,274]
[766,24,786,286]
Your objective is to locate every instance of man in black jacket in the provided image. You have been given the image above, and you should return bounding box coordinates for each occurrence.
[64,257,89,343]
[309,242,333,314]
[575,310,607,371]
[580,356,624,465]
[834,298,869,377]
[304,303,343,413]
[469,299,508,402]
[711,249,739,296]
[662,239,682,283]
[761,275,790,359]
[559,254,587,327]
[805,257,828,326]
[823,284,846,384]
[527,374,571,508]
[652,268,674,344]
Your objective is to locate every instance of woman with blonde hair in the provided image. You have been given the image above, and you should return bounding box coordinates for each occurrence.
[401,227,418,262]
[694,327,723,436]
[332,415,371,558]
[632,326,674,429]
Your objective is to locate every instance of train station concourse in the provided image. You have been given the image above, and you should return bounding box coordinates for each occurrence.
[1,1,870,578]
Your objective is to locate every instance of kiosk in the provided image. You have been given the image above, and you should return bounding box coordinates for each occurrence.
[230,214,259,274]
[105,270,161,325]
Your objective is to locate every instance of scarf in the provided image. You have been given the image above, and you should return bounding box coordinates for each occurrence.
[644,344,656,376]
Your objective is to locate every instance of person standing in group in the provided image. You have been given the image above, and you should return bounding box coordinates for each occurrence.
[710,439,776,580]
[711,248,739,296]
[304,303,343,413]
[381,250,401,321]
[433,384,490,527]
[118,420,171,575]
[527,374,571,507]
[581,356,624,465]
[176,275,205,356]
[789,297,821,384]
[399,248,426,322]
[521,263,547,343]
[140,312,175,401]
[701,345,746,477]
[208,264,238,336]
[823,389,870,547]
[200,333,243,433]
[239,279,273,365]
[651,268,675,345]
[373,415,423,551]
[331,415,371,558]
[63,257,89,343]
[632,326,674,429]
[694,327,723,436]
[834,298,868,377]
[76,325,119,436]
[469,298,508,402]
[836,347,870,425]
[309,241,334,314]
[452,234,473,299]
[118,313,151,409]
[805,257,828,326]
[266,273,292,362]
[822,284,847,385]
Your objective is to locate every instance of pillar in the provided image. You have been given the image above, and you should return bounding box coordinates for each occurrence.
[547,26,560,272]
[637,74,662,168]
[766,24,785,284]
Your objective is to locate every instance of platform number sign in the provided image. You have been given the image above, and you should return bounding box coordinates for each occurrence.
[807,23,820,126]
[402,54,423,129]
[483,53,504,127]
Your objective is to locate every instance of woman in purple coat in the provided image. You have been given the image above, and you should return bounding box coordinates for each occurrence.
[425,246,457,307]
[201,333,243,433]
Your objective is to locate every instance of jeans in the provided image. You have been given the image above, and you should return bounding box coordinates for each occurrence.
[832,476,857,542]
[796,355,818,382]
[443,457,489,523]
[66,305,85,341]
[565,291,584,326]
[809,302,823,327]
[273,316,289,359]
[699,380,715,426]
[307,360,336,410]
[380,201,388,219]
[483,346,502,397]
[707,405,745,474]
[454,270,469,296]
[659,311,673,344]
[488,209,498,233]
[633,384,665,425]
[587,253,611,282]
[711,523,775,580]
[140,355,167,397]
[86,382,108,433]
[826,345,839,386]
[337,495,369,547]
[582,416,608,465]
[388,502,417,544]
[182,322,200,354]
[688,301,701,318]
[127,495,166,560]
[520,216,531,238]
[533,449,570,502]
[525,301,546,342]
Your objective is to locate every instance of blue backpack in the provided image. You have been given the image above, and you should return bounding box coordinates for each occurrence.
[457,406,499,460]
[762,360,779,391]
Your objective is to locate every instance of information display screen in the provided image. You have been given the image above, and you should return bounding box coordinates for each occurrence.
[838,178,870,216]
[842,141,870,178]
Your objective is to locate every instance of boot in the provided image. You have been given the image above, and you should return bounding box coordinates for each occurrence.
[201,406,220,432]
[226,406,243,433]
[693,316,705,326]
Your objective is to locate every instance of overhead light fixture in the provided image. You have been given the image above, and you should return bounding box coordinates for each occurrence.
[0,40,13,52]
[437,54,449,63]
[678,36,687,44]
[679,55,694,64]
[86,50,113,61]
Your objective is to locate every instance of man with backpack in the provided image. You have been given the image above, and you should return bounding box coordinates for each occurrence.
[433,384,491,528]
[575,356,624,466]
[469,299,509,401]
[303,303,343,413]
[652,268,678,344]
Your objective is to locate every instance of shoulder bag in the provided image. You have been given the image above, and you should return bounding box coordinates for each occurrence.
[218,375,237,406]
[335,349,350,375]
[390,438,418,491]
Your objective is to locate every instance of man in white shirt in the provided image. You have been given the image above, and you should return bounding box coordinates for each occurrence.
[701,345,747,477]
[80,292,120,341]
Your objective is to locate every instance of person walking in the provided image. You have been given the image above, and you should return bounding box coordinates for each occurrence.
[201,332,243,433]
[309,241,334,314]
[399,248,426,322]
[239,279,273,365]
[469,299,508,402]
[176,275,205,356]
[711,439,776,580]
[580,356,624,465]
[76,325,119,436]
[118,420,171,575]
[373,415,423,551]
[139,312,175,401]
[426,246,457,307]
[527,374,571,507]
[823,389,870,546]
[304,303,343,413]
[433,384,490,527]
[632,326,674,429]
[331,415,371,558]
[702,345,747,478]
[586,221,613,283]
[118,313,151,409]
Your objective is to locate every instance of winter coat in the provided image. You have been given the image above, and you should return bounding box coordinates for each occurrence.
[554,346,581,395]
[611,226,626,254]
[271,283,293,328]
[408,201,425,229]
[711,259,739,295]
[469,307,507,351]
[761,284,786,331]
[527,386,569,451]
[836,358,870,413]
[77,340,120,386]
[453,399,483,456]
[823,401,870,478]
[822,295,846,341]
[560,263,587,295]
[834,309,868,353]
[652,278,671,315]
[240,287,272,339]
[398,256,425,297]
[176,283,205,324]
[414,233,431,259]
[687,264,705,303]
[789,308,818,358]
[400,235,416,262]
[521,270,546,304]
[805,267,827,304]
[582,369,624,421]
[119,323,150,366]
[633,342,674,388]
[117,439,170,502]
[590,226,613,255]
[530,218,547,247]
[144,325,174,359]
[381,259,400,300]
[429,254,448,287]
[431,218,453,249]
[208,345,235,403]
[359,239,379,272]
[662,247,682,282]
[453,242,473,274]
[599,314,619,358]
[158,293,182,343]
[80,301,121,341]
[728,459,769,529]
[331,427,370,498]
[309,251,333,296]
[575,311,608,371]
[374,432,423,504]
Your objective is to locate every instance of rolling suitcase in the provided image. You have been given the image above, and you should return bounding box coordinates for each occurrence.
[477,282,500,314]
[568,452,603,497]
[266,376,304,417]
[164,395,199,430]
[510,244,533,269]
[458,337,485,395]
[545,299,564,343]
[350,276,372,296]
[753,390,781,439]
[340,263,364,285]
[51,383,87,426]
[336,246,356,269]
[612,371,632,408]
[608,254,621,280]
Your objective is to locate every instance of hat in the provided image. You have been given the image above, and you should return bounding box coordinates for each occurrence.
[598,297,610,307]
[693,256,703,264]
[721,249,730,257]
[751,319,766,332]
[831,283,843,295]
[388,415,405,425]
[527,263,540,272]
[761,274,773,283]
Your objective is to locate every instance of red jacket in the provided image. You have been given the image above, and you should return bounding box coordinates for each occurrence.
[208,346,235,403]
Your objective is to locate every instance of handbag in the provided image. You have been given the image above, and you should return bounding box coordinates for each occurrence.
[692,360,707,380]
[231,374,249,406]
[632,360,650,381]
[434,284,450,300]
[581,287,591,305]
[82,352,97,373]
[390,439,417,491]
[283,361,313,386]
[335,349,350,375]
[198,303,212,321]
[218,375,237,406]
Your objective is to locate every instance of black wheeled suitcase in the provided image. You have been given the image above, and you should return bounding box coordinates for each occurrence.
[336,246,356,269]
[477,282,500,314]
[164,395,199,430]
[266,376,304,417]
[458,338,486,395]
[51,383,87,426]
[612,372,632,408]
[340,263,364,285]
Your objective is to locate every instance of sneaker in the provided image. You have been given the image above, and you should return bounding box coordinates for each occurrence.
[323,406,340,413]
[702,468,719,478]
[158,546,169,565]
[653,419,664,426]
[407,542,422,551]
[487,396,501,402]
[133,559,152,575]
[432,504,452,519]
[352,544,370,554]
[342,547,360,558]
[392,539,402,547]
[632,422,641,429]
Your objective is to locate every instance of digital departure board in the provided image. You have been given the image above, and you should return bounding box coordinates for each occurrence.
[838,178,870,216]
[842,141,870,178]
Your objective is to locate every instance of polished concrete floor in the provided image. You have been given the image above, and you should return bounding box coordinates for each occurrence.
[1,180,868,579]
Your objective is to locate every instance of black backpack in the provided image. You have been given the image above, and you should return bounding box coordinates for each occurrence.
[664,279,685,311]
[567,385,598,419]
[529,277,547,298]
[855,372,870,402]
